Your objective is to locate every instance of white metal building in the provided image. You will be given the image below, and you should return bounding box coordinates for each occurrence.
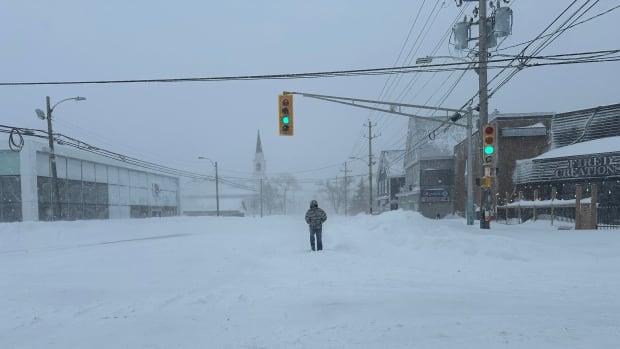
[0,138,180,222]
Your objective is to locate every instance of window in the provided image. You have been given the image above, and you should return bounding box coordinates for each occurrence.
[0,175,22,222]
[0,151,20,175]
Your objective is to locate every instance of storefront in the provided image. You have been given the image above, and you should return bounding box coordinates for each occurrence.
[0,138,180,222]
[398,156,454,218]
[513,136,620,225]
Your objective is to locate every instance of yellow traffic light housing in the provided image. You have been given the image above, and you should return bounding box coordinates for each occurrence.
[480,176,493,188]
[279,94,294,136]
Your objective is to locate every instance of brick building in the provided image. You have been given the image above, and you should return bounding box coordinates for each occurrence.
[453,112,553,216]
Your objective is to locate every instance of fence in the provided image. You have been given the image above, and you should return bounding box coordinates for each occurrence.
[497,199,581,225]
[496,184,617,229]
[597,206,620,229]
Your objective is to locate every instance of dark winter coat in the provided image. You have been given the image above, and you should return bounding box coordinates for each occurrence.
[305,207,327,229]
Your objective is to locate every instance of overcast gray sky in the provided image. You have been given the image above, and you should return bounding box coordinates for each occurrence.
[2,0,619,187]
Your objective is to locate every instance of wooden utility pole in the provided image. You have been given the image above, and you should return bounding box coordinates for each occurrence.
[364,120,379,214]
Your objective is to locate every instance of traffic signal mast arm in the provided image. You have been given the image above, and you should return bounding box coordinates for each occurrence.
[283,90,476,227]
[282,91,469,128]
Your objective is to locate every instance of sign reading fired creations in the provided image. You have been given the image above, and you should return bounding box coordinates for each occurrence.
[514,152,620,184]
[554,155,620,179]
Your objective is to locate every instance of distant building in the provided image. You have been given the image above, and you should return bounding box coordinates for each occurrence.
[375,150,405,212]
[180,179,247,217]
[0,138,180,223]
[180,130,267,217]
[397,115,462,218]
[398,156,454,218]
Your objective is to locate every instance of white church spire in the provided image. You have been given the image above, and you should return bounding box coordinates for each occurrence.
[253,130,266,180]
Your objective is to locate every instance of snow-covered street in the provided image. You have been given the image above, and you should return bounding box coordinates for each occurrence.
[2,211,619,348]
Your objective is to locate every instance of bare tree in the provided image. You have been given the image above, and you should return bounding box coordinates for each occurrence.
[350,177,369,215]
[273,174,301,214]
[316,177,353,214]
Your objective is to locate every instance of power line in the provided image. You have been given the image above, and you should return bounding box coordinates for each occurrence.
[1,51,614,88]
[498,3,620,52]
[1,124,371,187]
[351,3,471,160]
[347,0,431,160]
[389,1,608,168]
[488,0,600,99]
[0,59,497,87]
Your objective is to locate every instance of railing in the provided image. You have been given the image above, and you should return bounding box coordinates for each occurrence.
[597,206,620,229]
[497,200,619,229]
[496,199,583,225]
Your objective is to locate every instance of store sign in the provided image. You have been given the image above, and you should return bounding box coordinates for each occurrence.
[421,189,450,203]
[515,152,620,184]
[553,155,620,179]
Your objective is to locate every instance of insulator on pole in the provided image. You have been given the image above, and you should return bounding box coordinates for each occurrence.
[486,17,497,48]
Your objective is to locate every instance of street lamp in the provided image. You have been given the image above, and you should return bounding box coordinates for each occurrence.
[417,54,477,226]
[416,55,472,65]
[198,156,219,217]
[35,96,86,221]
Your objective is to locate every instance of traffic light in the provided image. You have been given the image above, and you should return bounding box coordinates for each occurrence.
[278,94,294,136]
[482,124,496,164]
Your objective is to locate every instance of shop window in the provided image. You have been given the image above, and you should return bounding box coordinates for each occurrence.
[37,176,52,204]
[68,180,82,204]
[0,175,22,222]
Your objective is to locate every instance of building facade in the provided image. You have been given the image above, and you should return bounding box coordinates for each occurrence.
[512,103,620,225]
[397,114,463,218]
[450,103,620,223]
[397,156,454,218]
[376,150,405,212]
[0,138,179,222]
[452,112,553,216]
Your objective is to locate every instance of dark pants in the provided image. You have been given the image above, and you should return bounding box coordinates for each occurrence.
[309,227,322,251]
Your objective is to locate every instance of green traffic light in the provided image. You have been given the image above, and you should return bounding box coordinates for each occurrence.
[282,116,290,124]
[484,144,495,155]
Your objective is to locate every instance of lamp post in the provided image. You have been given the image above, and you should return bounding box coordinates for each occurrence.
[35,96,86,221]
[417,55,476,226]
[198,156,219,217]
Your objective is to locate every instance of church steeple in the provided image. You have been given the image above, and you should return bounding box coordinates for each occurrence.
[253,130,266,180]
[256,130,263,154]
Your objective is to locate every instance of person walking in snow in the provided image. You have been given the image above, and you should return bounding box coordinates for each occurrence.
[305,199,327,251]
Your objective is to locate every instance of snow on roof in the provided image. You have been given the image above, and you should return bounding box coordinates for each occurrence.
[512,122,546,129]
[7,137,180,179]
[489,112,554,121]
[379,150,405,177]
[533,136,620,160]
